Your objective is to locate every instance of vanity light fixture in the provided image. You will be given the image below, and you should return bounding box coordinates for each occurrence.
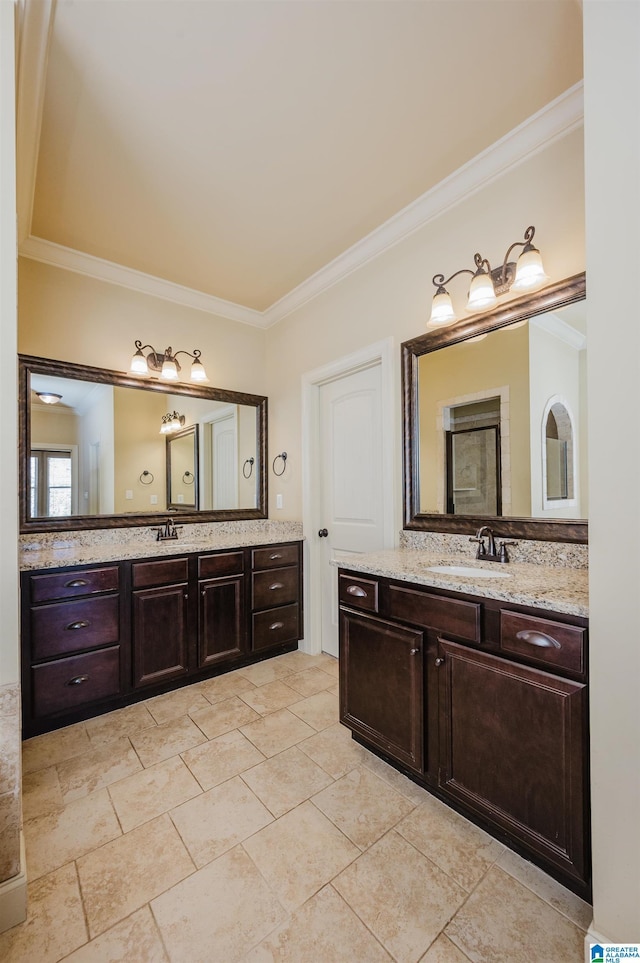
[159,412,186,434]
[130,342,209,383]
[35,391,62,405]
[428,226,549,328]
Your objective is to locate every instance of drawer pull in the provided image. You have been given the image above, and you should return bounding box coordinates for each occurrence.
[346,585,367,598]
[269,621,285,631]
[66,675,89,686]
[64,578,89,588]
[515,630,561,649]
[269,553,282,560]
[269,582,284,591]
[66,620,89,630]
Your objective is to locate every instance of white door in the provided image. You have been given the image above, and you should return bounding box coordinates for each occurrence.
[318,363,386,656]
[212,415,238,509]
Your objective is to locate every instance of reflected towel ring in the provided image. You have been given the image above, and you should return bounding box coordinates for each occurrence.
[272,452,287,476]
[243,457,255,479]
[182,470,194,485]
[139,470,154,485]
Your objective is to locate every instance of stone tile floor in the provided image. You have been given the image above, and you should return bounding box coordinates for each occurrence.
[3,650,592,962]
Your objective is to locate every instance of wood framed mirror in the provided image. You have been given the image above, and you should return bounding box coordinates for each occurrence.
[402,272,587,542]
[20,355,268,532]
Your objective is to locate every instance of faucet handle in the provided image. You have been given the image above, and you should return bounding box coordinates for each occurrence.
[498,540,516,562]
[469,535,486,557]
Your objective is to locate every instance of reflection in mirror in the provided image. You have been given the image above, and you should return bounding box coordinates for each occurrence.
[402,273,587,542]
[167,426,198,510]
[21,356,267,531]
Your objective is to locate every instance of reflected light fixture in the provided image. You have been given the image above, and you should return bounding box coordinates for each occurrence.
[130,342,209,383]
[160,412,186,434]
[428,226,549,328]
[36,391,62,405]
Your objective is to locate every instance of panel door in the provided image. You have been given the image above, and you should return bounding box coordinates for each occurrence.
[199,575,244,667]
[132,584,189,687]
[437,638,587,885]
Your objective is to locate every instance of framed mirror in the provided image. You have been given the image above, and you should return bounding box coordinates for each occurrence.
[166,426,199,510]
[19,355,268,532]
[402,272,587,542]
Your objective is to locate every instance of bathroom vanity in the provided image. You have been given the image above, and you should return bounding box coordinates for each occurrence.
[338,552,589,898]
[21,537,303,738]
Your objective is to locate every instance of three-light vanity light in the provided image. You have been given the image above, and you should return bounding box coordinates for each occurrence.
[129,342,209,383]
[159,412,186,434]
[428,226,549,328]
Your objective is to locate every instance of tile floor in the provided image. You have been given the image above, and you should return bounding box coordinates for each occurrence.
[3,650,592,962]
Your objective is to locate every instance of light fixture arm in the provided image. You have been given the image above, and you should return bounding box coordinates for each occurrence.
[172,348,203,364]
[432,267,475,293]
[495,225,537,286]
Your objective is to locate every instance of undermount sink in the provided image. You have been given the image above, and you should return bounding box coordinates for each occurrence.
[426,564,512,579]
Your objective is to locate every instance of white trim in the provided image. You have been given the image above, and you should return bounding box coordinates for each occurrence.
[30,443,80,516]
[18,83,583,327]
[541,395,579,512]
[301,339,396,655]
[0,835,27,935]
[531,312,587,351]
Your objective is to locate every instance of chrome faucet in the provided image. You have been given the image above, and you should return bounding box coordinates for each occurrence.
[469,526,515,563]
[153,517,182,541]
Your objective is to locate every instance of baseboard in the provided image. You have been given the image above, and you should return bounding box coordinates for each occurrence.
[0,834,26,935]
[585,925,614,963]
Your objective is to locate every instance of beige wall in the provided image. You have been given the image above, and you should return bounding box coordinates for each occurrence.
[584,0,640,944]
[113,387,167,513]
[264,128,585,523]
[31,406,79,446]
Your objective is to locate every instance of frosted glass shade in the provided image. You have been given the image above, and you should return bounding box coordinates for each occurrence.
[190,359,209,382]
[512,247,549,291]
[161,358,179,381]
[428,290,457,327]
[130,351,148,375]
[466,272,497,312]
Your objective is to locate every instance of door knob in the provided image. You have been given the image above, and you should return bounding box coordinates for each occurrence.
[318,528,328,537]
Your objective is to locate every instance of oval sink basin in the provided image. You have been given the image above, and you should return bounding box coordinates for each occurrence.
[426,564,511,579]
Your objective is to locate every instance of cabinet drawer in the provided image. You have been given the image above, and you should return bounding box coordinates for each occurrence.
[387,583,479,643]
[252,604,299,650]
[199,552,244,579]
[252,544,299,570]
[132,557,189,588]
[338,574,379,613]
[252,566,299,610]
[31,596,119,661]
[30,566,119,603]
[500,611,585,675]
[32,646,120,717]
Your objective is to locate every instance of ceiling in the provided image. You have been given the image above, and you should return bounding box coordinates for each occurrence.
[22,0,583,318]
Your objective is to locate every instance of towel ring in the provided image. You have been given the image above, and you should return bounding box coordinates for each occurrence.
[272,452,287,476]
[242,457,255,479]
[182,470,194,485]
[139,470,154,485]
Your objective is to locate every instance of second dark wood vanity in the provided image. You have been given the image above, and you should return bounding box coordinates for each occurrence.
[338,565,590,898]
[21,540,303,738]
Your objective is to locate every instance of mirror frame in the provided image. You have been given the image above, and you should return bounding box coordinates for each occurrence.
[402,272,587,543]
[166,425,199,511]
[19,354,268,532]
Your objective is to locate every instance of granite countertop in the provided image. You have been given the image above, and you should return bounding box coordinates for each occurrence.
[19,522,304,572]
[334,549,588,618]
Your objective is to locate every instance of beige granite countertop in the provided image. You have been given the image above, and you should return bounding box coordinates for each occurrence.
[334,549,588,618]
[19,521,304,572]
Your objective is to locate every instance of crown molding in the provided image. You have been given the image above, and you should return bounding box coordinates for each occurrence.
[19,82,583,328]
[531,311,587,350]
[18,236,267,327]
[15,0,56,246]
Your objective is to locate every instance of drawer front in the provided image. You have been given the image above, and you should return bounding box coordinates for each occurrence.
[500,610,585,675]
[132,557,189,588]
[252,566,299,610]
[252,604,299,650]
[30,566,119,603]
[252,544,299,570]
[199,551,244,579]
[32,646,120,717]
[387,584,480,643]
[31,596,119,661]
[338,574,379,613]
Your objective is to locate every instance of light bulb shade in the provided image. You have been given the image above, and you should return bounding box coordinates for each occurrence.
[130,350,149,375]
[190,358,209,382]
[512,246,549,292]
[466,271,497,312]
[36,392,62,405]
[161,358,179,381]
[428,290,457,327]
[170,416,182,431]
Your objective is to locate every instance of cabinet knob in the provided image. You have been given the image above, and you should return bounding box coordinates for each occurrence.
[410,647,420,655]
[184,593,189,600]
[66,675,89,686]
[66,620,89,630]
[435,657,445,667]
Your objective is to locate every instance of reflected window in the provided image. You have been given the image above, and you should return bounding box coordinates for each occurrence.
[30,450,73,517]
[544,402,574,501]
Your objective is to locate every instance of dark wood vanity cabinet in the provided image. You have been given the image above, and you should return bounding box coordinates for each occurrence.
[21,541,302,737]
[338,567,590,897]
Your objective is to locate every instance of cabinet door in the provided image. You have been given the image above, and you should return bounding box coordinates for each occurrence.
[339,609,423,774]
[133,584,189,687]
[199,575,245,668]
[437,638,587,886]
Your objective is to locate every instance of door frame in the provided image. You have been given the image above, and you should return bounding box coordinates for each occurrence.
[301,338,397,655]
